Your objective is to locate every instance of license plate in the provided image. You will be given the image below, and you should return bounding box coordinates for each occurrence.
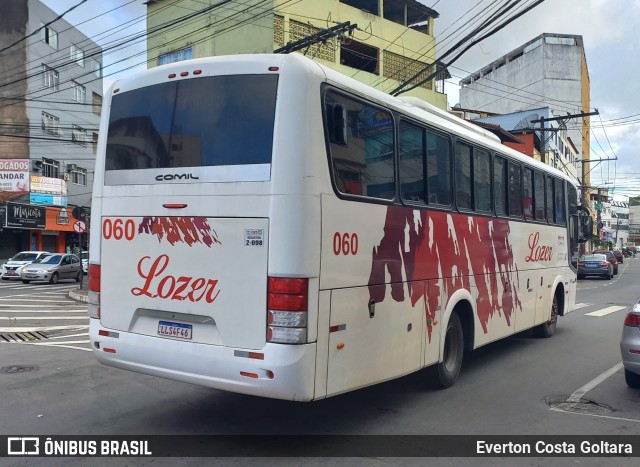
[158,321,192,340]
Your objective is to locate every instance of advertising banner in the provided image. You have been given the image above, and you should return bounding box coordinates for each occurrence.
[5,202,46,229]
[0,159,30,193]
[30,176,67,195]
[30,193,68,207]
[45,206,85,232]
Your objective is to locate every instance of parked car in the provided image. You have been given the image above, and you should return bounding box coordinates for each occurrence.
[80,251,88,274]
[620,297,640,388]
[611,249,624,264]
[593,250,618,275]
[577,254,613,280]
[20,253,82,284]
[1,251,50,280]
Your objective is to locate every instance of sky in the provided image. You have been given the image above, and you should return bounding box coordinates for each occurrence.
[42,0,640,197]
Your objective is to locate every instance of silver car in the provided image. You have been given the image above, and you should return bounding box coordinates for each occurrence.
[621,298,640,388]
[20,254,83,284]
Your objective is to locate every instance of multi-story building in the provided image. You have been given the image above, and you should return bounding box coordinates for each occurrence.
[458,33,592,193]
[609,196,630,249]
[0,0,102,259]
[144,0,448,109]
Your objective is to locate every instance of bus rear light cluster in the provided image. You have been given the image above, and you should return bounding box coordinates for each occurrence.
[267,277,308,344]
[88,263,101,319]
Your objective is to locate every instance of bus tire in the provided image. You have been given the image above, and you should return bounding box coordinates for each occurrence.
[536,293,558,338]
[432,312,464,388]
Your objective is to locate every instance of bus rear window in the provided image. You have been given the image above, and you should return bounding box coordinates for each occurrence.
[105,75,278,172]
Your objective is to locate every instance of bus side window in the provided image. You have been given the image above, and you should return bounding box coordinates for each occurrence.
[399,120,426,204]
[534,170,546,220]
[455,142,472,210]
[324,90,395,200]
[555,177,565,224]
[426,131,451,206]
[494,156,507,216]
[546,176,556,223]
[523,167,534,220]
[508,161,523,218]
[474,149,491,212]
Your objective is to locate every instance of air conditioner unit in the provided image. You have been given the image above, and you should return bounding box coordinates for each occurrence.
[63,173,70,181]
[33,160,43,171]
[67,163,77,172]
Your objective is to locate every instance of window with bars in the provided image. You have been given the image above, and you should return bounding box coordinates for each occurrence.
[91,58,102,78]
[42,64,59,90]
[42,158,60,178]
[72,125,87,146]
[92,92,102,115]
[70,44,85,67]
[73,81,86,103]
[39,23,58,49]
[42,111,60,136]
[71,167,87,186]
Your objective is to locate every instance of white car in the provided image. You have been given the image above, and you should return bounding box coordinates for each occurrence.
[81,251,88,274]
[1,251,51,280]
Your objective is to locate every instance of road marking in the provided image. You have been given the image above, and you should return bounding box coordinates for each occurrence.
[548,363,640,422]
[549,407,640,424]
[585,306,627,317]
[46,332,88,339]
[0,316,88,320]
[0,325,88,333]
[17,342,92,352]
[0,309,87,313]
[567,362,623,402]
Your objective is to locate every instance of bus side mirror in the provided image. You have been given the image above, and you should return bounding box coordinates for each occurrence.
[328,104,348,145]
[576,206,593,243]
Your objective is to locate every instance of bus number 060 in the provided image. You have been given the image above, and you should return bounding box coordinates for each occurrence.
[103,218,135,241]
[333,232,358,256]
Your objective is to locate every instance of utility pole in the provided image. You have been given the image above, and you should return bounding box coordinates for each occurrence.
[532,110,599,169]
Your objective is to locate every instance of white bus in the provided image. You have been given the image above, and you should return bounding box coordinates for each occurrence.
[88,53,590,401]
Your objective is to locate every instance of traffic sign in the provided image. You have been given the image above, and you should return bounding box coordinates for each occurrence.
[73,220,86,233]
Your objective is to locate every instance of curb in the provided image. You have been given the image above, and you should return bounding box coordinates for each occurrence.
[68,288,88,303]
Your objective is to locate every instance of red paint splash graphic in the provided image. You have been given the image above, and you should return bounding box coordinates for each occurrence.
[138,217,221,248]
[368,206,521,341]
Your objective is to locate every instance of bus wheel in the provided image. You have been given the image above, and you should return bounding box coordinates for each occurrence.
[432,312,464,388]
[536,294,558,338]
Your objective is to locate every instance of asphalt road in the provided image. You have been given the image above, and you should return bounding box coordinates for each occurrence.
[0,261,639,466]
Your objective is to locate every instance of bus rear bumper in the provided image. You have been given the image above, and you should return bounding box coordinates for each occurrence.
[89,319,318,401]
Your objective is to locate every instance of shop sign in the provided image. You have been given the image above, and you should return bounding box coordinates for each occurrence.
[5,202,46,229]
[0,159,29,193]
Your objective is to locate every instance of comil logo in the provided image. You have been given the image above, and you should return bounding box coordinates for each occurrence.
[8,437,39,455]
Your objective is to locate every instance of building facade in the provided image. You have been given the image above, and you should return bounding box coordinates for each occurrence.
[458,33,592,191]
[0,0,102,259]
[145,0,448,109]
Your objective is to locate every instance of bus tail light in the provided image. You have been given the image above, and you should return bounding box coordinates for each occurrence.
[267,277,308,344]
[88,263,101,319]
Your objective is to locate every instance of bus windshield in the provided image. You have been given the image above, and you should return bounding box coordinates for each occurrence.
[105,74,278,173]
